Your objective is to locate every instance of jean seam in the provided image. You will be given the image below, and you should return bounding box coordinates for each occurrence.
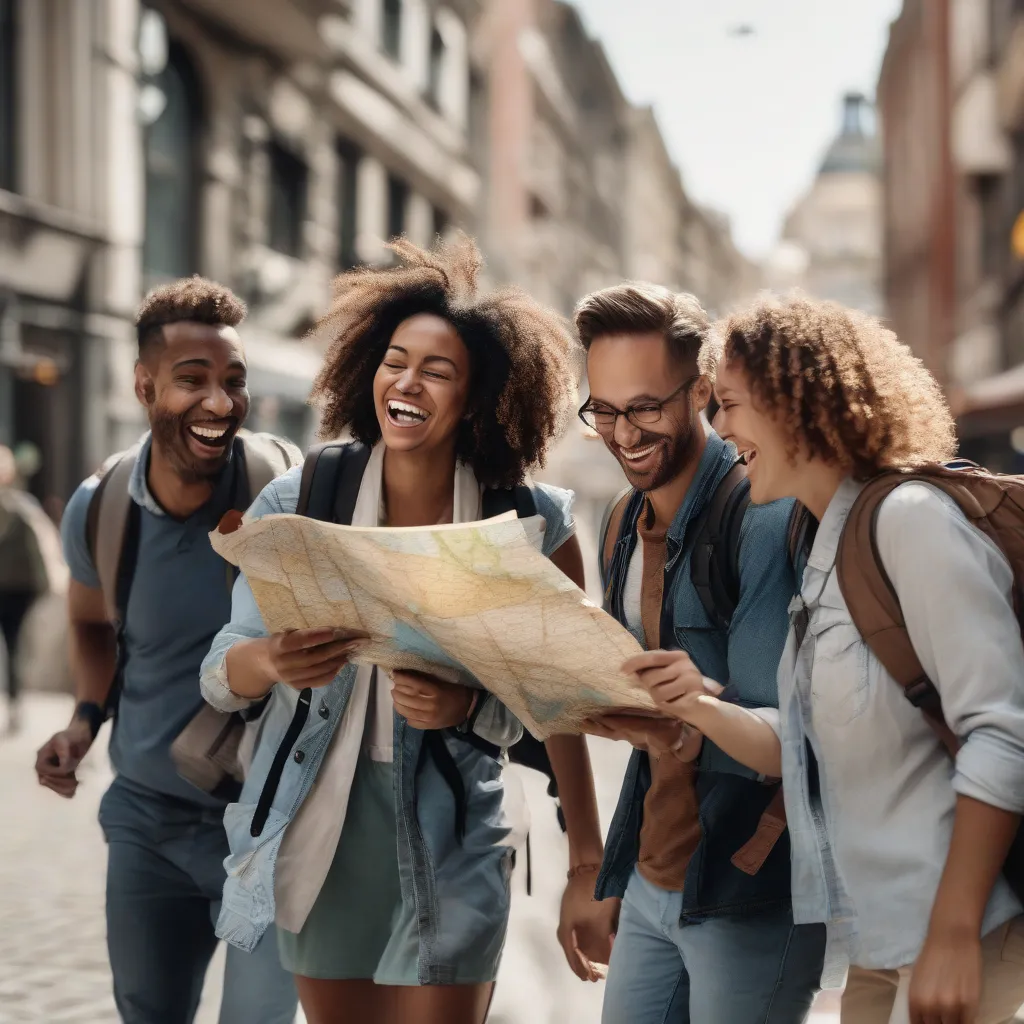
[759,922,796,1023]
[658,967,687,1024]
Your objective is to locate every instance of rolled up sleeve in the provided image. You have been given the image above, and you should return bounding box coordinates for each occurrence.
[200,468,301,713]
[876,483,1024,815]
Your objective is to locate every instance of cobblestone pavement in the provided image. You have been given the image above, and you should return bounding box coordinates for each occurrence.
[0,693,843,1023]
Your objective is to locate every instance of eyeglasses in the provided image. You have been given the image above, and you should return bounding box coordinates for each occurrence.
[578,376,700,435]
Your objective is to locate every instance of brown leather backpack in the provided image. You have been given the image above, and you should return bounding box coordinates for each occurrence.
[834,462,1024,898]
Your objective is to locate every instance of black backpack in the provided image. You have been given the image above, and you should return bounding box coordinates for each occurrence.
[249,442,564,891]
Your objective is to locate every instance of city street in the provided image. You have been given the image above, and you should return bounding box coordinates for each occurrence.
[0,691,843,1024]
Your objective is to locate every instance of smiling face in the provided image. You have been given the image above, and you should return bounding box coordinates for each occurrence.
[712,357,797,504]
[135,321,250,483]
[372,313,471,456]
[585,330,709,492]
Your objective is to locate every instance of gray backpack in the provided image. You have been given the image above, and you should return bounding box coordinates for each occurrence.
[86,431,301,799]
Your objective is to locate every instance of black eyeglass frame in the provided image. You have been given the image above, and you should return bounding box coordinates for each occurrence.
[578,375,702,434]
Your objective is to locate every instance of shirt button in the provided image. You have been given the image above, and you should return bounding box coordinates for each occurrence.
[293,750,305,764]
[318,702,329,719]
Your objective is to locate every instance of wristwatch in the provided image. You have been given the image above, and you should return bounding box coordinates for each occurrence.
[74,701,106,741]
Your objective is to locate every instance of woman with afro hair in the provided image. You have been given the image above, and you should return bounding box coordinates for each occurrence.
[200,236,613,1023]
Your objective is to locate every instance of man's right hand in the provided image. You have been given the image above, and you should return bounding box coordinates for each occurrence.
[580,714,701,760]
[35,719,94,799]
[263,628,365,690]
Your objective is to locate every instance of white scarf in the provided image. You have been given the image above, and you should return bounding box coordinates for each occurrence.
[274,443,487,933]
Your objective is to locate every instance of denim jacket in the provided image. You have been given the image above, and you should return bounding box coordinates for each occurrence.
[199,466,575,984]
[595,431,799,920]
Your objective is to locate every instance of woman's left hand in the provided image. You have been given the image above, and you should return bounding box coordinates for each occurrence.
[908,926,983,1024]
[391,670,475,730]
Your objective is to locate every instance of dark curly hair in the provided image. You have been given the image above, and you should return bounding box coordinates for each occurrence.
[716,295,956,478]
[308,234,581,488]
[136,276,247,359]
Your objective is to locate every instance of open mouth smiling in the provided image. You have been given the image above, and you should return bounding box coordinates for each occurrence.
[186,421,234,448]
[620,442,659,462]
[386,399,431,427]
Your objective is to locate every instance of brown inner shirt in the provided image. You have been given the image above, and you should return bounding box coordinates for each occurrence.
[634,501,702,892]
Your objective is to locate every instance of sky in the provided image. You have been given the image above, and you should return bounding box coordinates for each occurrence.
[572,0,904,259]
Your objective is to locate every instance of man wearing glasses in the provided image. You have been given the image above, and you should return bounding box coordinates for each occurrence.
[572,283,824,1024]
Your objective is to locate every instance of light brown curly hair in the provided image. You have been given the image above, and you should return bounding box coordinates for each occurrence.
[716,295,957,478]
[136,276,247,358]
[308,234,581,488]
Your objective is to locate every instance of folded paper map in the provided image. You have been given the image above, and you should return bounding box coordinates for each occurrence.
[210,511,655,739]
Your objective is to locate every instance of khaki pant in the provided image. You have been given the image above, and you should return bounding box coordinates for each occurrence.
[841,917,1024,1024]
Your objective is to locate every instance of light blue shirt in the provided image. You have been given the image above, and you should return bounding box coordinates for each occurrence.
[764,478,1024,974]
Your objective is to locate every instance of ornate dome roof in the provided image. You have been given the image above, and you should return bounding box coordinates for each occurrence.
[820,93,881,175]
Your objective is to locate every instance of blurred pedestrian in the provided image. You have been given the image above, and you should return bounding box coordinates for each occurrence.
[200,236,610,1024]
[33,278,301,1024]
[0,444,64,733]
[575,283,825,1024]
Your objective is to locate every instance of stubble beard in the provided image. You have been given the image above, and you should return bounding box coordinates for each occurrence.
[150,406,232,485]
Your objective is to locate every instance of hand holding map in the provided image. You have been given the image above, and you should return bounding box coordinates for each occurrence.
[210,511,656,738]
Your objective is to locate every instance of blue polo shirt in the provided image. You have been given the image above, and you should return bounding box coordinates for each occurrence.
[61,434,241,808]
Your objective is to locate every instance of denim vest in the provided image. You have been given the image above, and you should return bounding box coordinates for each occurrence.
[595,432,799,920]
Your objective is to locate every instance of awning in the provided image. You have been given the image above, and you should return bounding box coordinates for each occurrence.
[950,362,1024,437]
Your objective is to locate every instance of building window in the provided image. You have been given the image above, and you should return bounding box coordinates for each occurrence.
[143,44,202,286]
[978,175,1005,279]
[268,141,308,257]
[432,206,448,242]
[426,27,445,109]
[381,0,402,60]
[0,0,15,193]
[387,174,408,239]
[337,140,360,270]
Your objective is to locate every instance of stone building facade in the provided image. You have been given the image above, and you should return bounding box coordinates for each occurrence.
[0,0,482,508]
[877,0,1024,469]
[472,0,758,591]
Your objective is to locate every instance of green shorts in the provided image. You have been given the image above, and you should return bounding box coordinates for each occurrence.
[277,753,403,980]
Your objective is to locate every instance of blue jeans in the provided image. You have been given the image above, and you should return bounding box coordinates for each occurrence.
[602,869,825,1024]
[99,777,297,1024]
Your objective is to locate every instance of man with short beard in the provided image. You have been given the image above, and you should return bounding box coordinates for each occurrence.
[34,278,299,1024]
[573,283,825,1023]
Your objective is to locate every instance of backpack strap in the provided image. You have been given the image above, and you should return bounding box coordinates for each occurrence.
[836,474,958,753]
[296,442,372,520]
[482,483,538,520]
[86,445,142,625]
[237,431,302,502]
[599,487,633,588]
[689,461,751,630]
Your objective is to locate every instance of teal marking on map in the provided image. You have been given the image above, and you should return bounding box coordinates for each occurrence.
[527,696,568,723]
[392,620,480,685]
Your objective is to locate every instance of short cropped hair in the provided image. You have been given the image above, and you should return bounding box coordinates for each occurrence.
[574,282,717,378]
[718,295,957,478]
[308,234,581,489]
[135,276,247,358]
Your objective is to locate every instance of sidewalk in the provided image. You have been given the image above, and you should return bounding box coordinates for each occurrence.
[0,693,843,1023]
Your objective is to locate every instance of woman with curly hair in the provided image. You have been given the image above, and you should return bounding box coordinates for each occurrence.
[628,295,1024,1024]
[198,236,610,1024]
